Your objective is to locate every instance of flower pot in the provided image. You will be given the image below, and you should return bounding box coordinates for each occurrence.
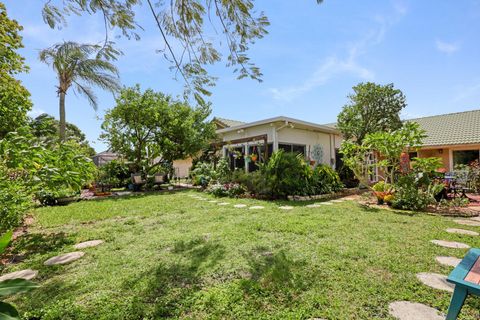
[310,160,316,166]
[251,155,258,162]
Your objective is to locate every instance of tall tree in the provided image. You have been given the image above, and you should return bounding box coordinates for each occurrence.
[337,82,406,143]
[29,113,96,156]
[40,0,322,103]
[101,85,215,173]
[0,2,32,138]
[39,42,120,141]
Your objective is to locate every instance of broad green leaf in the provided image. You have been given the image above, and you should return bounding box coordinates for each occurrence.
[0,279,38,297]
[0,231,12,254]
[0,301,19,320]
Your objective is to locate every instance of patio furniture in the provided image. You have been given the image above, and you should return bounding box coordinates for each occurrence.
[131,173,146,191]
[446,248,480,319]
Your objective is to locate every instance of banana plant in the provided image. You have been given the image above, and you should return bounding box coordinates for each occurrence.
[0,231,38,319]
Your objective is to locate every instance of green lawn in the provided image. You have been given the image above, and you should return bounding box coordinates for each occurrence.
[4,190,480,319]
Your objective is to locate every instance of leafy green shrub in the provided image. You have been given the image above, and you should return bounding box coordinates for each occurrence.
[98,160,131,188]
[216,157,231,183]
[191,162,216,187]
[0,231,39,319]
[231,170,270,196]
[260,150,309,198]
[371,181,392,192]
[310,165,343,194]
[391,174,432,211]
[0,172,31,233]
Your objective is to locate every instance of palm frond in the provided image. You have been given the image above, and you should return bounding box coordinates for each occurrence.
[73,81,98,110]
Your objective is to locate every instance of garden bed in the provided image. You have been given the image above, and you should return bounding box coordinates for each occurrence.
[287,187,364,201]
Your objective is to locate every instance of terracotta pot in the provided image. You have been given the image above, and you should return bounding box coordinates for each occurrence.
[251,155,258,162]
[310,160,316,165]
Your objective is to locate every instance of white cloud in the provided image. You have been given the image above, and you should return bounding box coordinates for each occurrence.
[435,40,460,54]
[269,2,407,102]
[27,107,47,118]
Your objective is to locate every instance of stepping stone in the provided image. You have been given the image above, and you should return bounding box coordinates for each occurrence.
[44,252,85,266]
[330,200,344,203]
[279,206,294,210]
[435,256,462,267]
[217,202,230,206]
[234,204,247,208]
[74,240,103,249]
[454,219,480,227]
[249,206,264,210]
[416,272,454,292]
[430,239,470,249]
[0,269,38,281]
[208,200,218,203]
[320,202,333,205]
[306,204,321,208]
[446,228,479,236]
[389,301,444,320]
[470,216,480,222]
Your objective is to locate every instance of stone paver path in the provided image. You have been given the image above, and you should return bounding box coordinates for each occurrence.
[306,204,321,208]
[454,219,480,227]
[435,256,462,267]
[470,216,480,222]
[234,204,247,208]
[0,269,38,281]
[388,301,444,320]
[416,272,454,292]
[446,228,479,236]
[74,240,103,249]
[249,206,264,210]
[430,239,470,249]
[44,252,85,266]
[279,206,294,210]
[320,202,333,205]
[330,200,344,203]
[217,202,230,206]
[208,200,218,203]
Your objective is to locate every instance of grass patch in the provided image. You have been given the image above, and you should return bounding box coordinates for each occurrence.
[4,190,480,319]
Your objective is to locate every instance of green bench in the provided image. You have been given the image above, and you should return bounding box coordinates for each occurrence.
[446,248,480,319]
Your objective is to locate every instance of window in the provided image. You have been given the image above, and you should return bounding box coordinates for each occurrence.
[408,152,418,160]
[227,146,245,171]
[247,143,272,172]
[367,152,378,183]
[278,143,306,156]
[453,150,480,167]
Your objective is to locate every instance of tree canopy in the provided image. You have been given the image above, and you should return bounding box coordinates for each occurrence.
[0,2,32,138]
[337,82,406,143]
[40,0,322,104]
[29,113,96,156]
[101,85,215,173]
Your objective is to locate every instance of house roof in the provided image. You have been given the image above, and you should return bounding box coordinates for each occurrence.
[216,116,340,135]
[408,109,480,147]
[213,117,246,129]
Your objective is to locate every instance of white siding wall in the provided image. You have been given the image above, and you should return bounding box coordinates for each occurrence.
[219,123,342,167]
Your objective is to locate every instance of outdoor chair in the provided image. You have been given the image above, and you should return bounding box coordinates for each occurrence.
[131,173,146,191]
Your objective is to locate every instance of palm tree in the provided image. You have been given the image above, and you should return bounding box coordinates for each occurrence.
[39,42,120,141]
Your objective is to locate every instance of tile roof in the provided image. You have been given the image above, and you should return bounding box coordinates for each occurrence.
[213,117,246,128]
[408,109,480,146]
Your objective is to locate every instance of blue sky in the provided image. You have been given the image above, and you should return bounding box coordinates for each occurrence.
[6,0,480,152]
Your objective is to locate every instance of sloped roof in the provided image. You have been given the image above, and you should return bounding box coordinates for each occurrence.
[408,109,480,147]
[213,117,246,128]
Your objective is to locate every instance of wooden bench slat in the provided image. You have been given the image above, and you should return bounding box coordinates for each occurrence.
[464,257,480,285]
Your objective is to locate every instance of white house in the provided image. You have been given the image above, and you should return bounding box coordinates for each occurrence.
[215,116,342,172]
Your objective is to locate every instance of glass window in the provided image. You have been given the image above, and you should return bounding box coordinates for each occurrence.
[408,152,418,160]
[248,143,273,172]
[228,146,245,171]
[292,144,306,156]
[279,144,291,152]
[453,150,480,166]
[278,143,306,156]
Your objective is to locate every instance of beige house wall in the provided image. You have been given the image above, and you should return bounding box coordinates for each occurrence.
[173,158,193,178]
[417,143,480,171]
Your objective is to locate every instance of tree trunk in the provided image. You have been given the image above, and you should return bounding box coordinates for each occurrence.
[59,91,66,141]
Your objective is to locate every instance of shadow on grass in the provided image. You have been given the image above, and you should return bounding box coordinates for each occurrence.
[10,232,73,260]
[125,236,226,318]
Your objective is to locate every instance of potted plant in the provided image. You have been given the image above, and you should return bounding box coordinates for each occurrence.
[251,154,258,162]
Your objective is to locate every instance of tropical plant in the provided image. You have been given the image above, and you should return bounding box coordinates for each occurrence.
[39,41,120,141]
[0,231,39,319]
[0,168,31,233]
[97,160,131,188]
[0,2,32,138]
[29,113,95,156]
[101,85,215,173]
[391,174,433,211]
[310,165,343,194]
[337,82,406,143]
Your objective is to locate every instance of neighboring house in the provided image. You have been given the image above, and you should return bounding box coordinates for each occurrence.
[410,109,480,171]
[216,116,342,172]
[92,150,119,166]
